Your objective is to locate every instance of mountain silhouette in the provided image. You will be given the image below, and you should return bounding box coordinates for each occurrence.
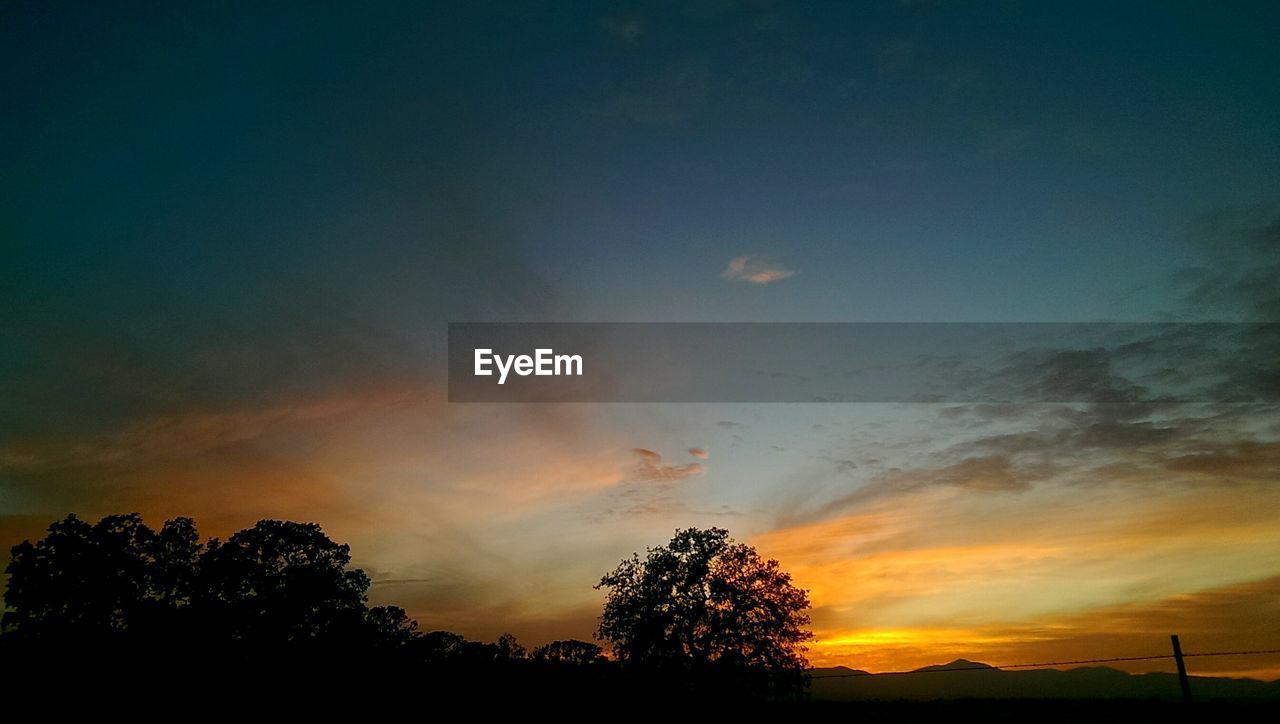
[821,665,873,676]
[811,662,1280,701]
[912,659,997,672]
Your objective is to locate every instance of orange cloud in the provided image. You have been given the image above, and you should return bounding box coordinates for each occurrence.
[0,382,425,470]
[1167,441,1280,481]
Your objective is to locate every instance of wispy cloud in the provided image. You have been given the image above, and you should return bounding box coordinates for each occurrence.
[816,455,1050,516]
[1175,204,1280,320]
[602,16,643,44]
[585,448,711,522]
[630,448,704,482]
[720,255,796,284]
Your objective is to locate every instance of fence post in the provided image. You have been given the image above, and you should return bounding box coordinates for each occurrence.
[1171,634,1192,704]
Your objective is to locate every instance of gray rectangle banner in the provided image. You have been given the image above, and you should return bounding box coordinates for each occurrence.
[447,322,1279,403]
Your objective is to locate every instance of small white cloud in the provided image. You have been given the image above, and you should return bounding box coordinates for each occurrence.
[721,255,796,284]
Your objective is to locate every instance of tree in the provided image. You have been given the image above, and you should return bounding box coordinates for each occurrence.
[3,513,201,639]
[532,639,607,665]
[363,605,420,648]
[595,527,812,682]
[198,520,371,643]
[495,632,527,659]
[416,630,468,662]
[3,513,415,653]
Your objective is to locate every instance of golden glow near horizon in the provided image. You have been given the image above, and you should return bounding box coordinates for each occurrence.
[752,476,1280,678]
[3,393,1280,680]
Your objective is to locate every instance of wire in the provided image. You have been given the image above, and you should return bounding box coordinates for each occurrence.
[808,648,1280,680]
[1184,648,1280,659]
[1000,654,1174,669]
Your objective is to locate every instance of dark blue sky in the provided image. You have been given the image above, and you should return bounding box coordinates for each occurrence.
[6,2,1279,337]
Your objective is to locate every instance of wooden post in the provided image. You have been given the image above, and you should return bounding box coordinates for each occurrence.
[1171,634,1193,704]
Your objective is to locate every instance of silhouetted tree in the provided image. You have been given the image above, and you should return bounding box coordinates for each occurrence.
[3,513,417,658]
[149,516,202,608]
[596,527,811,697]
[532,639,607,665]
[198,519,370,644]
[5,514,821,702]
[363,605,419,648]
[417,629,468,662]
[3,513,201,640]
[496,632,527,659]
[453,632,527,663]
[5,513,663,702]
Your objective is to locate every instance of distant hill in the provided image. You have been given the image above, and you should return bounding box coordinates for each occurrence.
[809,660,1280,701]
[910,658,996,673]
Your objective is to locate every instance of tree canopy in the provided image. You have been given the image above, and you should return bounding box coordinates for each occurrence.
[595,527,812,677]
[2,514,410,650]
[3,515,812,701]
[2,513,201,639]
[199,519,371,643]
[532,639,607,665]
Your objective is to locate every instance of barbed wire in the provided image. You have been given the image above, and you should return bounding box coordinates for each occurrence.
[808,648,1280,680]
[1184,648,1280,659]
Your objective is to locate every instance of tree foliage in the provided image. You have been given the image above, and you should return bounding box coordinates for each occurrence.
[2,513,201,639]
[199,520,370,643]
[3,515,814,701]
[3,514,383,648]
[532,639,607,665]
[2,513,519,666]
[595,527,812,676]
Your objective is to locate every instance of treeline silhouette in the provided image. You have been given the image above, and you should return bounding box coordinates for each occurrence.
[1,514,809,704]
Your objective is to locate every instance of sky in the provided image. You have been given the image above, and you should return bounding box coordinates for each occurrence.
[3,1,1280,677]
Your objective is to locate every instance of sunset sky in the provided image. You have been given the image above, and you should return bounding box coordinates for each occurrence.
[4,2,1280,678]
